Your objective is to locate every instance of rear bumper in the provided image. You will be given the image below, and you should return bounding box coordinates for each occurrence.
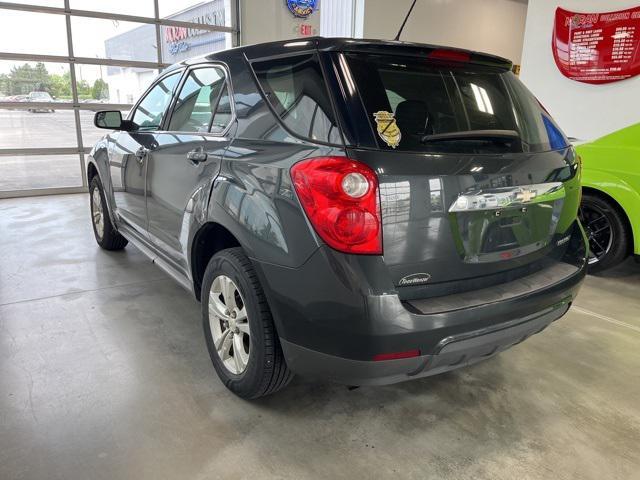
[281,301,569,386]
[254,223,587,385]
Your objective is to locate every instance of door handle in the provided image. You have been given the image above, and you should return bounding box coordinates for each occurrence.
[187,148,208,164]
[135,147,148,165]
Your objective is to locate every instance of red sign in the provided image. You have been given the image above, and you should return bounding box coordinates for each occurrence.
[299,24,313,37]
[552,6,640,84]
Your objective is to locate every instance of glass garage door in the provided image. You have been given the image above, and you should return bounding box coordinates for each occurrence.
[0,0,239,198]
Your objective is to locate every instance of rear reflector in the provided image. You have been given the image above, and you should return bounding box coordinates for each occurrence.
[372,349,421,361]
[428,49,471,63]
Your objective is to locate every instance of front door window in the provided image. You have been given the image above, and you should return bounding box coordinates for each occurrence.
[131,72,182,131]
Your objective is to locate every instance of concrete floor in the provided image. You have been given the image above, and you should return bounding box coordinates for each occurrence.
[1,194,639,480]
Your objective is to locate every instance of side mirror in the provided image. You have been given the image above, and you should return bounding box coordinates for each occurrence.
[94,110,136,131]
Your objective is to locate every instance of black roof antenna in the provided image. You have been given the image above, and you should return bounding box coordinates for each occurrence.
[394,0,419,41]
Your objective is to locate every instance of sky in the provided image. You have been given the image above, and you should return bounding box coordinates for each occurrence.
[0,1,212,81]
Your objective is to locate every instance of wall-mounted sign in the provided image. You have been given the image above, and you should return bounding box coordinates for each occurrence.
[286,0,318,19]
[299,24,313,36]
[553,6,640,84]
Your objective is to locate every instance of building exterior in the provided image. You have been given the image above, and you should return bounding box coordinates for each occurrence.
[104,0,232,104]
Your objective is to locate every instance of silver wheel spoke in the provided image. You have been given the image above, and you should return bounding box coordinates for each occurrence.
[233,334,244,372]
[236,321,250,335]
[219,331,233,360]
[215,328,231,352]
[209,294,228,319]
[235,306,247,321]
[221,277,237,311]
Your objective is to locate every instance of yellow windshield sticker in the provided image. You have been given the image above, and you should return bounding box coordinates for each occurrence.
[373,111,401,149]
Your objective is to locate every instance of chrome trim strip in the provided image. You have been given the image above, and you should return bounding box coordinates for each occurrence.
[449,182,564,212]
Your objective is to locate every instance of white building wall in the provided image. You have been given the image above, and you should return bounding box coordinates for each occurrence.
[240,0,321,45]
[520,0,640,141]
[361,0,528,65]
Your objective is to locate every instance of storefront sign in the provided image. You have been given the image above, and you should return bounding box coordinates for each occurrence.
[164,8,226,56]
[286,0,317,19]
[552,6,640,84]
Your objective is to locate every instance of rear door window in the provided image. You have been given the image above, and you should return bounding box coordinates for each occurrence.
[345,53,568,153]
[251,53,342,145]
[168,66,232,134]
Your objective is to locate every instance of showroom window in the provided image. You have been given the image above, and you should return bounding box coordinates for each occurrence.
[0,0,239,198]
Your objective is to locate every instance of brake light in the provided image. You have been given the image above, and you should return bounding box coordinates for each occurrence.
[291,156,382,255]
[428,49,471,63]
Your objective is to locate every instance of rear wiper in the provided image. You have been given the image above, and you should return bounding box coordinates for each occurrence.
[421,130,520,144]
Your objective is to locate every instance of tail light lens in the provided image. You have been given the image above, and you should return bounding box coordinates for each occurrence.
[290,156,382,255]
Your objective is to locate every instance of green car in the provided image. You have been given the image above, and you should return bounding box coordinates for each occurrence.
[576,123,640,272]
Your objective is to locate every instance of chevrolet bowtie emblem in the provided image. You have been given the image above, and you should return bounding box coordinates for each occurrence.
[516,189,537,203]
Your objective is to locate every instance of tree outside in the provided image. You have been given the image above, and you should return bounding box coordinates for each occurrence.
[0,62,109,100]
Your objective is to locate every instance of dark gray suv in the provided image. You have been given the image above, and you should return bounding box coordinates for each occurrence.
[88,38,587,399]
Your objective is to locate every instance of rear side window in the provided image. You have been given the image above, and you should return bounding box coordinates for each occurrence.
[168,66,232,134]
[251,53,341,145]
[346,53,568,153]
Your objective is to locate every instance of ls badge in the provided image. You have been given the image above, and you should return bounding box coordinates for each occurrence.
[398,273,431,286]
[373,111,401,149]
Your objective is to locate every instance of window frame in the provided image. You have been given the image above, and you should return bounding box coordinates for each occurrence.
[247,51,345,148]
[163,62,237,137]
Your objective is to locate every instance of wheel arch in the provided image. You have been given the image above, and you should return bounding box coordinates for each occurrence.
[87,161,99,184]
[582,177,640,255]
[86,145,118,228]
[190,221,242,301]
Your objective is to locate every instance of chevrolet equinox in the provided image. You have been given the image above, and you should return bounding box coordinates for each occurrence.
[88,38,587,399]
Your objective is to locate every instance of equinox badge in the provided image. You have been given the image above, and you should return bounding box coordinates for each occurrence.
[398,273,432,286]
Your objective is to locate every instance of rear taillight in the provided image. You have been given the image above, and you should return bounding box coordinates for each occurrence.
[290,156,382,255]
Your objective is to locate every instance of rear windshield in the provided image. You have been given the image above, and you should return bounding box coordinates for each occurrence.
[346,53,568,154]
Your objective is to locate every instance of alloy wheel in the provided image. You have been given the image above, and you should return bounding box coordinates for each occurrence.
[208,275,250,375]
[91,188,105,240]
[579,203,613,265]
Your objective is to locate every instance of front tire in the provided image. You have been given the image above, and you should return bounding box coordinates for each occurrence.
[89,176,128,251]
[579,192,630,273]
[202,248,293,399]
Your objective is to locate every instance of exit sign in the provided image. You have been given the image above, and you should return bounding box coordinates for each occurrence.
[299,24,313,36]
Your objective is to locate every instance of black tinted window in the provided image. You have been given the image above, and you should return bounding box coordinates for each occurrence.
[252,53,341,144]
[346,53,568,153]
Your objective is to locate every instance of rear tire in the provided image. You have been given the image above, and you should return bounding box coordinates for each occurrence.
[202,247,293,399]
[579,192,630,273]
[89,176,128,251]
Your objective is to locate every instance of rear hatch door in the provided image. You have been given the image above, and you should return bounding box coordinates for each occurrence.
[337,50,580,290]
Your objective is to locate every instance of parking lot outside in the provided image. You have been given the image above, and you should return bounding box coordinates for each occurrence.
[0,109,115,191]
